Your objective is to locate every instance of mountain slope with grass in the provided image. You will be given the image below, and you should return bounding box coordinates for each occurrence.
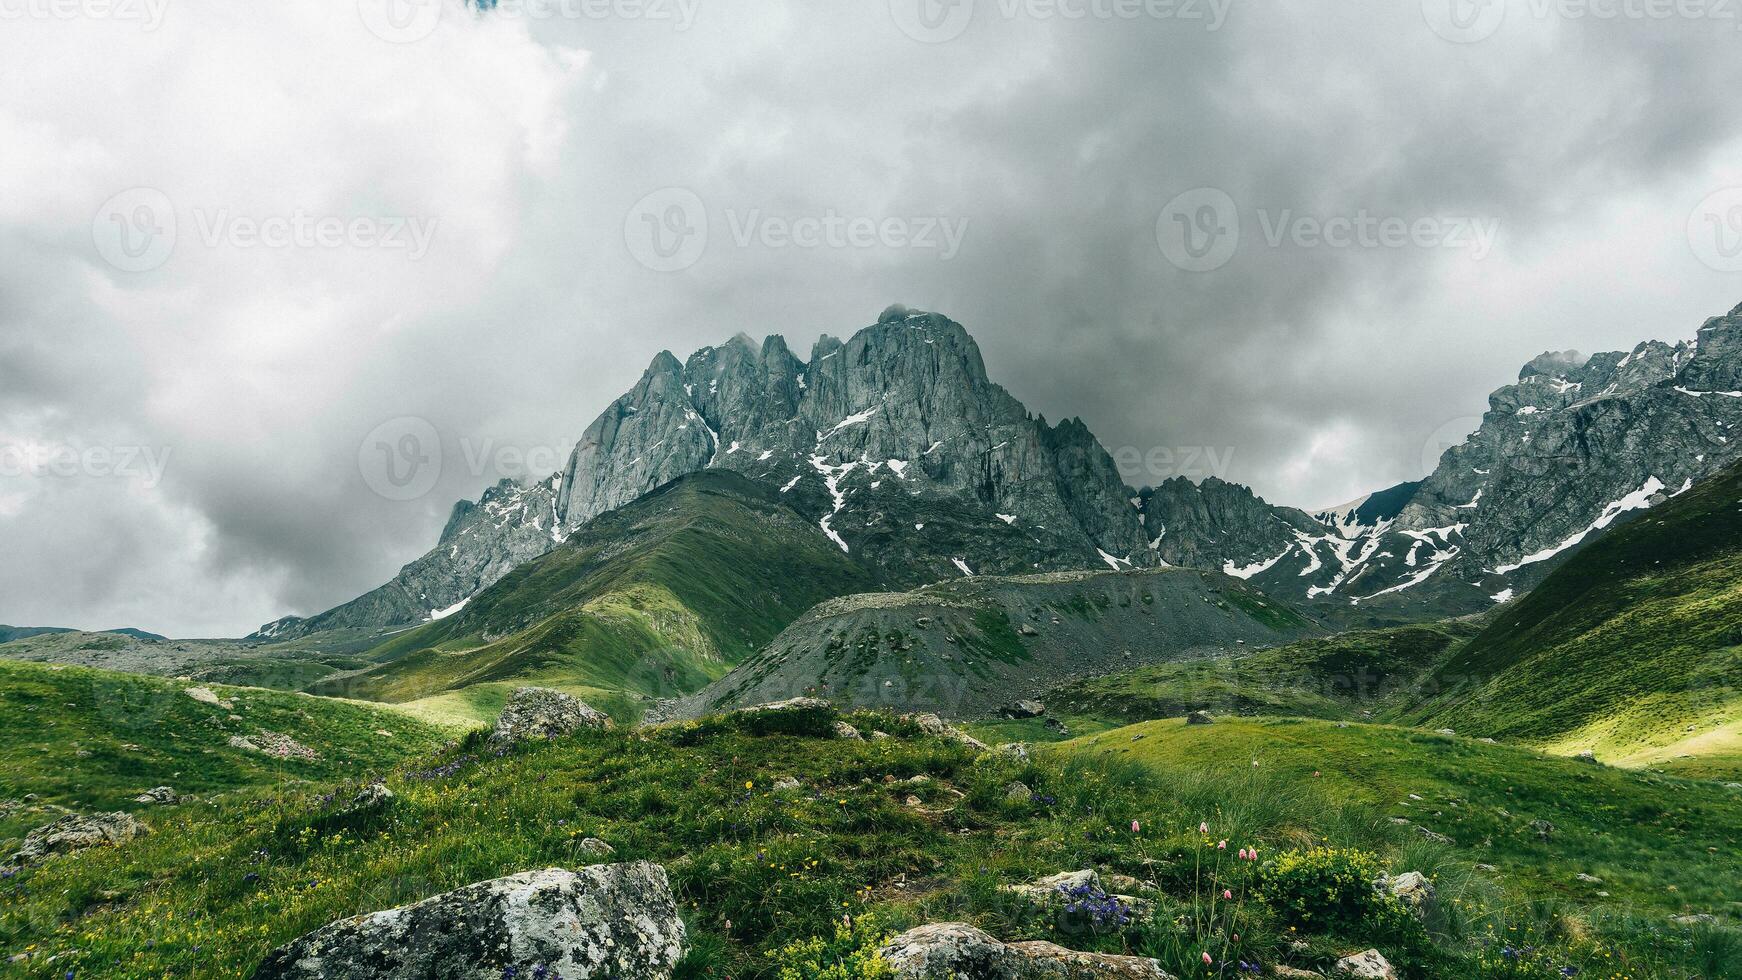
[2,702,1734,979]
[0,659,448,842]
[1031,621,1482,729]
[1394,457,1742,775]
[303,471,882,725]
[1062,716,1742,939]
[681,567,1323,719]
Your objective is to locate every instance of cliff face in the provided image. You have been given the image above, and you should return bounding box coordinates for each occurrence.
[260,308,1152,637]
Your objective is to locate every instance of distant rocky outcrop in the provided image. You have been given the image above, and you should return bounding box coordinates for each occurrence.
[250,863,685,980]
[490,687,613,747]
[10,812,147,866]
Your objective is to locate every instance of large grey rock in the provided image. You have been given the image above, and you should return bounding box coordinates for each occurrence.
[1333,949,1396,979]
[133,786,179,805]
[250,863,685,980]
[880,922,1174,979]
[10,812,147,866]
[491,687,613,747]
[1000,699,1046,719]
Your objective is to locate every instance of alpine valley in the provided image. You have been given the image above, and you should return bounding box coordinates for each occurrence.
[5,303,1742,980]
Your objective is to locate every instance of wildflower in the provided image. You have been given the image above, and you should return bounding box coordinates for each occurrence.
[1238,848,1248,860]
[1218,839,1227,850]
[1222,889,1232,899]
[1199,821,1209,833]
[1202,952,1213,965]
[1131,820,1141,833]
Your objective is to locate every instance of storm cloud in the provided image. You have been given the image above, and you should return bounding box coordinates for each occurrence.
[4,0,1741,636]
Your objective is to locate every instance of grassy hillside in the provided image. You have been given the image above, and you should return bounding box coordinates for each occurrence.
[685,567,1323,719]
[305,472,880,724]
[2,704,1734,979]
[0,659,449,841]
[1065,716,1742,924]
[0,626,410,692]
[1397,460,1742,774]
[1046,621,1479,725]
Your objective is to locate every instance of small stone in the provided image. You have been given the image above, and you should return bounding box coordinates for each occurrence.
[132,786,179,805]
[773,777,803,792]
[1000,699,1046,719]
[1574,749,1599,764]
[997,742,1032,763]
[575,838,615,859]
[1435,728,1455,736]
[1186,710,1215,726]
[1004,782,1034,805]
[1273,967,1323,978]
[1575,873,1602,884]
[832,720,863,740]
[1017,624,1039,636]
[183,686,233,709]
[1670,913,1717,927]
[1376,872,1436,920]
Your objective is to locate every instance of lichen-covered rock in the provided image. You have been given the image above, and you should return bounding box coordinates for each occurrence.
[1333,949,1396,979]
[1000,700,1046,719]
[133,786,179,805]
[1185,710,1215,725]
[1008,941,1176,978]
[1375,871,1436,920]
[250,863,685,980]
[833,720,864,740]
[880,922,1175,979]
[908,712,989,750]
[1003,870,1155,935]
[1004,782,1035,804]
[10,812,148,866]
[491,687,613,747]
[575,838,615,860]
[228,731,320,761]
[998,742,1032,763]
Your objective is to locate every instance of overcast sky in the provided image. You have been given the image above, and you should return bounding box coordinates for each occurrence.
[4,0,1741,636]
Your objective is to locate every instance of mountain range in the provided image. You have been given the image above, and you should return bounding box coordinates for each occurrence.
[258,300,1742,643]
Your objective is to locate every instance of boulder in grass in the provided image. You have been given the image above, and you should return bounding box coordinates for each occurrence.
[906,712,989,751]
[490,687,613,747]
[250,862,685,980]
[10,812,148,866]
[1000,699,1046,719]
[1375,871,1436,920]
[880,922,1175,979]
[1333,949,1396,979]
[1185,710,1215,725]
[133,786,179,805]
